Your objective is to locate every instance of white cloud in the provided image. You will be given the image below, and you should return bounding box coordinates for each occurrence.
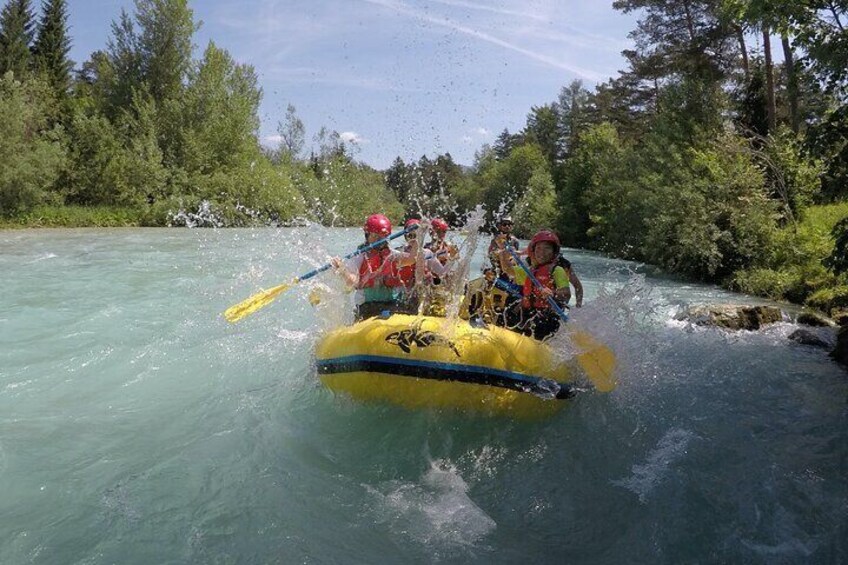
[263,134,283,145]
[461,135,473,143]
[476,127,489,136]
[340,131,368,144]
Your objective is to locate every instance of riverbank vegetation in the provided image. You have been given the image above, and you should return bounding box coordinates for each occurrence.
[0,0,845,312]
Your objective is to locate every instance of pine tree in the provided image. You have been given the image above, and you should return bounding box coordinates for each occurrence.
[32,0,72,101]
[0,0,35,78]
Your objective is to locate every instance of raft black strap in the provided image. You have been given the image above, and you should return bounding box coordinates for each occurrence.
[316,355,574,400]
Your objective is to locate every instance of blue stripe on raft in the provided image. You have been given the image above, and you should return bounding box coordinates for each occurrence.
[316,354,573,399]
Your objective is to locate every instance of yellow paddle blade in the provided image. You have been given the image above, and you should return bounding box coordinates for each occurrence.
[568,330,618,392]
[223,280,297,323]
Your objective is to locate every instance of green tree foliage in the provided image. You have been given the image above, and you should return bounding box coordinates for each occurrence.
[385,157,412,203]
[165,41,262,175]
[479,143,547,223]
[826,216,848,275]
[32,0,71,107]
[557,80,591,157]
[63,93,166,207]
[524,104,561,167]
[276,103,305,162]
[492,129,522,160]
[512,168,557,237]
[642,133,777,279]
[0,0,34,78]
[300,156,402,225]
[576,123,644,256]
[613,0,737,83]
[0,72,64,216]
[134,0,195,105]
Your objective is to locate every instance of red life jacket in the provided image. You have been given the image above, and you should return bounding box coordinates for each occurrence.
[396,245,435,288]
[358,247,403,289]
[522,261,559,309]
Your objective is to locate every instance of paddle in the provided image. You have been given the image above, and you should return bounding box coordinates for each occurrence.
[224,226,416,323]
[506,247,617,392]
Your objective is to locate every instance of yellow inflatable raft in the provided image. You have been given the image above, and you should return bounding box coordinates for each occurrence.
[315,313,615,417]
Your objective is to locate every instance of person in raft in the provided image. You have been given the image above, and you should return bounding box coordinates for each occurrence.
[395,217,455,313]
[424,218,459,283]
[420,217,460,315]
[487,215,520,277]
[497,229,583,341]
[331,214,418,320]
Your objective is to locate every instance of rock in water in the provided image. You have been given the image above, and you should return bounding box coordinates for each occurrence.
[676,304,784,331]
[796,311,837,327]
[788,329,830,348]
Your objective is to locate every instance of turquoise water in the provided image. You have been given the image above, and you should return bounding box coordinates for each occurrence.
[1,228,846,564]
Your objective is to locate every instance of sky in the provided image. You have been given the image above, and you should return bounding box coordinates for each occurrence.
[67,0,639,169]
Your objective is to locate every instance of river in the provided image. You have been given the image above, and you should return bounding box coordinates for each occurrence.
[1,227,846,564]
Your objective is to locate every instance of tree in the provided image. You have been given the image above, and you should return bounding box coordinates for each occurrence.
[513,167,558,236]
[612,0,739,84]
[385,157,412,203]
[166,41,262,174]
[277,103,305,161]
[32,0,72,105]
[105,10,142,116]
[557,80,591,157]
[0,72,65,216]
[492,128,522,160]
[135,0,196,105]
[0,0,35,78]
[524,104,561,167]
[825,216,848,275]
[104,0,197,115]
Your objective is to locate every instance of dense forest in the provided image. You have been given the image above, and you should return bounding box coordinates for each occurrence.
[0,0,846,313]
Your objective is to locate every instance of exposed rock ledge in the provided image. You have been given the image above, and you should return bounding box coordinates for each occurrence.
[675,304,784,331]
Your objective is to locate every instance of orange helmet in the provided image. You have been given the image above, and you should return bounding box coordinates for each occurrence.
[529,230,560,255]
[364,214,392,236]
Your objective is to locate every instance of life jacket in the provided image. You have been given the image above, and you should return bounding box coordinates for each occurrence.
[521,261,561,310]
[358,247,403,289]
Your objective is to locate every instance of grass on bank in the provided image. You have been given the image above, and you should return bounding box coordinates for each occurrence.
[0,205,145,228]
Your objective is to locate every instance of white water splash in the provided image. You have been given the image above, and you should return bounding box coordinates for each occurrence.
[613,428,694,503]
[364,459,496,556]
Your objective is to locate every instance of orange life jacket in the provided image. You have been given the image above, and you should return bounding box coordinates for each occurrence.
[358,247,403,289]
[521,261,559,309]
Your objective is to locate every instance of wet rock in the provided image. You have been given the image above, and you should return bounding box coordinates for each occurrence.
[676,304,784,331]
[796,311,836,327]
[788,329,830,348]
[832,327,848,367]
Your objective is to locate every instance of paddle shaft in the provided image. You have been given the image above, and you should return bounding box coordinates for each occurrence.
[297,225,416,282]
[507,248,569,322]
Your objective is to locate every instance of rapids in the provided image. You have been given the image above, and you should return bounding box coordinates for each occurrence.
[1,227,846,564]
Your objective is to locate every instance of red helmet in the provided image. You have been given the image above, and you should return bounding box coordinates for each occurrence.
[529,230,560,255]
[364,214,392,236]
[431,218,449,233]
[404,218,421,229]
